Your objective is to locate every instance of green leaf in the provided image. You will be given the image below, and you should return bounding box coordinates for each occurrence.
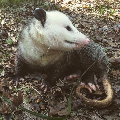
[25,88,29,92]
[0,116,4,119]
[22,8,27,11]
[5,98,12,104]
[109,9,115,16]
[26,98,29,103]
[0,68,4,74]
[6,38,14,44]
[19,106,67,120]
[100,18,104,21]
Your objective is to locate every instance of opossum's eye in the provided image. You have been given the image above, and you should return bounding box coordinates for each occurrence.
[66,26,72,31]
[64,40,76,44]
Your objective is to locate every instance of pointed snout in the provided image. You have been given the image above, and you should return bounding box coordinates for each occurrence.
[85,38,90,45]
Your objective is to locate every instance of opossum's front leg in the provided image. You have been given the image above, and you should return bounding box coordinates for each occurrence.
[81,72,99,91]
[63,71,81,81]
[14,54,30,85]
[40,74,58,92]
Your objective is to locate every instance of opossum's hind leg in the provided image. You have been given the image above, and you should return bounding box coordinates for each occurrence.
[81,72,99,92]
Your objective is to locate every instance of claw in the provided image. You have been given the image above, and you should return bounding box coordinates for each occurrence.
[41,84,45,89]
[73,74,78,78]
[63,72,80,81]
[9,80,13,85]
[44,86,47,93]
[88,83,96,91]
[96,84,100,90]
[69,75,73,79]
[16,81,18,87]
[80,82,85,85]
[85,85,92,93]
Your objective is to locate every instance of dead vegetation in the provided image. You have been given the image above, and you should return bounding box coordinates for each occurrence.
[0,0,120,120]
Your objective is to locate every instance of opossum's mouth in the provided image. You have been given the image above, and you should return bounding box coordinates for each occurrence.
[64,40,77,45]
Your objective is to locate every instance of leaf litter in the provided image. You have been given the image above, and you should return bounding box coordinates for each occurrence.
[0,0,120,120]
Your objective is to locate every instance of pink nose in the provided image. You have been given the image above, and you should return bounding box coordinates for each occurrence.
[86,38,90,44]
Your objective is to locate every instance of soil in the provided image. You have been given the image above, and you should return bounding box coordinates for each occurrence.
[0,0,120,120]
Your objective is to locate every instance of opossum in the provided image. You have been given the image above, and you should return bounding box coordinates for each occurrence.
[16,8,90,88]
[16,8,109,94]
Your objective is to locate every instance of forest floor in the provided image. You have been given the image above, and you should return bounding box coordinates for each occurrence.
[0,0,120,120]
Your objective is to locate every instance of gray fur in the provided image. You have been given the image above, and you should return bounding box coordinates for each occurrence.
[78,41,109,78]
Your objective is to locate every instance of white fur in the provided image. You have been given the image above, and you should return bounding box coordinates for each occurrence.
[34,11,89,50]
[19,10,89,66]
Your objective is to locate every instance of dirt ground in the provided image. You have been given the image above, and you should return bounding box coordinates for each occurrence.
[0,0,120,120]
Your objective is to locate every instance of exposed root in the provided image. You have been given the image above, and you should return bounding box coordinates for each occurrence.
[76,73,114,108]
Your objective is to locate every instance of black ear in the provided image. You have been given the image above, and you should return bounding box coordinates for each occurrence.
[33,8,46,27]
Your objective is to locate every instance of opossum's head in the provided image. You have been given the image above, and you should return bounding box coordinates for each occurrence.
[33,8,90,51]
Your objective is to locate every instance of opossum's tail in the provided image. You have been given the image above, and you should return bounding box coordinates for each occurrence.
[76,73,114,108]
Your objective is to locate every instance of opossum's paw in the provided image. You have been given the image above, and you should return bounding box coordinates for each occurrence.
[88,83,99,91]
[64,74,78,81]
[81,73,100,92]
[9,77,25,86]
[40,79,54,93]
[64,71,81,81]
[80,82,99,92]
[40,83,48,93]
[40,79,49,93]
[30,73,48,92]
